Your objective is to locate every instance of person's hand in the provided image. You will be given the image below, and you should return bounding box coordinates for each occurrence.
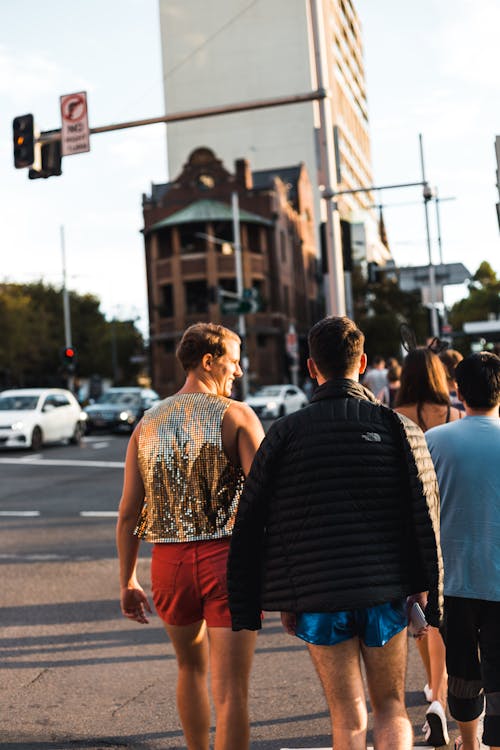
[121,586,152,624]
[406,592,429,640]
[280,611,297,636]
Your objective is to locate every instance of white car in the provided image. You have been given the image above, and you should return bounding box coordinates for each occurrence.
[0,388,85,450]
[245,384,309,419]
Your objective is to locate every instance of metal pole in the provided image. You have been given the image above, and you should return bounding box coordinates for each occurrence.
[231,192,248,400]
[434,188,450,328]
[434,188,444,265]
[419,134,439,338]
[309,0,346,317]
[60,225,74,391]
[38,89,328,144]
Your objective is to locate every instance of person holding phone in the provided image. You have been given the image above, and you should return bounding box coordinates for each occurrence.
[229,316,443,750]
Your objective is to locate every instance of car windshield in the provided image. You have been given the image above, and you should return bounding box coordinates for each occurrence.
[253,386,284,397]
[0,395,39,410]
[96,391,140,406]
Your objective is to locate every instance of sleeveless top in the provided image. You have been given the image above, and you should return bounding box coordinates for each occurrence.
[134,393,245,543]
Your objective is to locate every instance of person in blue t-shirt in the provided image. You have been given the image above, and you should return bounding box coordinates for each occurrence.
[425,352,500,750]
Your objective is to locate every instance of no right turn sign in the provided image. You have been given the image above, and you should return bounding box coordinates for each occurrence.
[60,91,90,156]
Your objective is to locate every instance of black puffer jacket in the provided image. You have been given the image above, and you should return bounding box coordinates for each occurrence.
[228,379,443,630]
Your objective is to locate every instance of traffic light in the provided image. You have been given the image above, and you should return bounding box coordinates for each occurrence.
[29,140,62,179]
[62,346,77,372]
[13,114,35,168]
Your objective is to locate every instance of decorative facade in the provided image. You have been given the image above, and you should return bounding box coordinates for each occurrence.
[143,148,322,396]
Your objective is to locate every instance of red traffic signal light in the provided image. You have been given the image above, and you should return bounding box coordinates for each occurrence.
[13,114,35,168]
[61,346,77,371]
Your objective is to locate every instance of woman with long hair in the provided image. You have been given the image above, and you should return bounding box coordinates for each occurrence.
[395,347,463,747]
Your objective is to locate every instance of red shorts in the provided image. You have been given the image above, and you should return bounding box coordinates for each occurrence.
[151,538,232,627]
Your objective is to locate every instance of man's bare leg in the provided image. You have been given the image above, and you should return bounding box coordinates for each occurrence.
[307,636,368,750]
[165,620,210,750]
[208,627,257,750]
[361,629,412,750]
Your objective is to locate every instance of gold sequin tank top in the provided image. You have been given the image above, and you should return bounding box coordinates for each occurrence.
[135,392,245,543]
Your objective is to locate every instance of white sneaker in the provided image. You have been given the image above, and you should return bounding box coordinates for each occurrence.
[424,683,433,703]
[423,700,449,747]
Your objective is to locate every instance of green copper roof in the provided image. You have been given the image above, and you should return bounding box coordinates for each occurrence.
[148,199,273,231]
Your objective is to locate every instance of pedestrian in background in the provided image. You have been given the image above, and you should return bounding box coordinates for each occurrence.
[378,362,401,408]
[116,322,265,750]
[229,316,443,750]
[395,346,463,747]
[439,348,465,411]
[362,353,388,396]
[426,352,500,750]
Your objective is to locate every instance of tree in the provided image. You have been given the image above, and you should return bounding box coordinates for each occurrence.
[449,261,500,332]
[351,266,429,360]
[0,281,145,388]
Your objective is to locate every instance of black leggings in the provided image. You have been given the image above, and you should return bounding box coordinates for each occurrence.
[441,596,500,747]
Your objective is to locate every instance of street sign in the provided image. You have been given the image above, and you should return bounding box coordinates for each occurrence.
[220,299,253,315]
[286,324,299,360]
[60,91,90,156]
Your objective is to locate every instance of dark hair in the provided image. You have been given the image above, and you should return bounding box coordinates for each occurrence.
[387,364,401,383]
[396,348,450,428]
[455,352,500,409]
[439,349,463,382]
[176,322,240,372]
[308,316,364,379]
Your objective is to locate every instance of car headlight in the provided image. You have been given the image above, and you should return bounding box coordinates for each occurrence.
[80,411,88,421]
[262,400,278,415]
[11,421,25,431]
[119,410,135,422]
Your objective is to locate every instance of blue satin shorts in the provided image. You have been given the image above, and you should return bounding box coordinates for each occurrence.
[295,599,407,647]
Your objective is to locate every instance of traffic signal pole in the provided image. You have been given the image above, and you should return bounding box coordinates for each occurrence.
[60,225,74,391]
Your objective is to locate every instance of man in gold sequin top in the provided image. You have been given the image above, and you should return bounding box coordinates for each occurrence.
[116,322,265,750]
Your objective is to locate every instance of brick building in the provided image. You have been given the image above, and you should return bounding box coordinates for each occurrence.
[142,147,322,395]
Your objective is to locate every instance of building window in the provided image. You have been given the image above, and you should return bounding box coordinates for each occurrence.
[179,223,206,254]
[283,286,290,316]
[257,334,268,348]
[246,224,262,253]
[163,340,175,353]
[185,280,208,314]
[158,228,173,259]
[280,230,287,263]
[219,278,237,294]
[159,284,174,318]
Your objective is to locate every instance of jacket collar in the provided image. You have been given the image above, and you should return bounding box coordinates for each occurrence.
[310,378,379,404]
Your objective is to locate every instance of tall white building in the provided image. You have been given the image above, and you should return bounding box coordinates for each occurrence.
[159,0,387,263]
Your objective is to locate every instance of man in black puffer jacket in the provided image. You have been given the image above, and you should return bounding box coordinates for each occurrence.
[228,316,443,750]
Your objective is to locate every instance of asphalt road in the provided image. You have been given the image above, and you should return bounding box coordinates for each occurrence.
[0,434,461,749]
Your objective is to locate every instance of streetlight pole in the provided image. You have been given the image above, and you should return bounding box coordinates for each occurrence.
[231,192,249,400]
[419,134,440,338]
[309,0,346,317]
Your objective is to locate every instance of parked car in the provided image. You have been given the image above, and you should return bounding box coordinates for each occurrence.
[245,384,308,419]
[83,387,160,433]
[0,388,85,450]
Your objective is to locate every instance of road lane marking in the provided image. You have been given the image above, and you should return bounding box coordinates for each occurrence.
[80,511,118,517]
[0,457,124,468]
[0,510,40,517]
[91,442,110,449]
[0,553,92,561]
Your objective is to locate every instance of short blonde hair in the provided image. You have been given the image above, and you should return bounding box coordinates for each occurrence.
[176,323,240,372]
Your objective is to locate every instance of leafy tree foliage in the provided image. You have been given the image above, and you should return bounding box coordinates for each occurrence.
[0,282,145,389]
[449,261,500,330]
[351,266,429,361]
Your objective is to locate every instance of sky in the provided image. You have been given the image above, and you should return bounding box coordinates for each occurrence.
[1,0,499,337]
